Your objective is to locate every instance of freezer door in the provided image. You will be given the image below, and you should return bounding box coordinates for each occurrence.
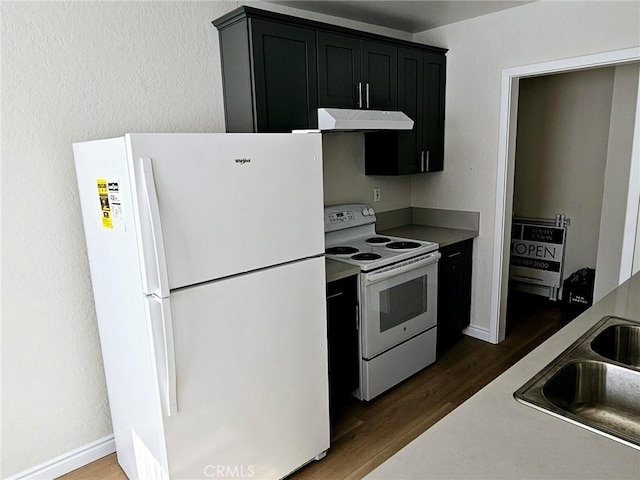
[161,257,329,479]
[128,133,324,294]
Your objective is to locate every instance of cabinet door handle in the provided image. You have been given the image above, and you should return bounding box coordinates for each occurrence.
[426,150,430,171]
[327,292,344,300]
[366,83,370,109]
[421,151,425,172]
[357,82,363,109]
[447,251,462,259]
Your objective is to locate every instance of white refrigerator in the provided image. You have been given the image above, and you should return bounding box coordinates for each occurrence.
[73,133,329,479]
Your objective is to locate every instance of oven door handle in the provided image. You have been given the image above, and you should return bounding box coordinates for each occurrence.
[364,251,441,285]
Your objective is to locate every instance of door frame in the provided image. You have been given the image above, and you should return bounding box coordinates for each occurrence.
[489,47,640,344]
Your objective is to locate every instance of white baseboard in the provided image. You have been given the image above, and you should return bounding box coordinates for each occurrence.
[6,435,116,480]
[463,324,491,342]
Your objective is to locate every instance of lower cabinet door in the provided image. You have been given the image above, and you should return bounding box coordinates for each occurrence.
[327,275,359,414]
[437,240,473,357]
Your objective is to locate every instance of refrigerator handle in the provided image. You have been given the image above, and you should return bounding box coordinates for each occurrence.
[149,295,178,416]
[140,157,170,298]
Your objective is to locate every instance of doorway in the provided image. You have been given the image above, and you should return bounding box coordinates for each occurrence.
[489,48,640,344]
[505,67,618,334]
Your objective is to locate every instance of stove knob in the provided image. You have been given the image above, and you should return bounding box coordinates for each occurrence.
[368,207,375,216]
[362,208,370,216]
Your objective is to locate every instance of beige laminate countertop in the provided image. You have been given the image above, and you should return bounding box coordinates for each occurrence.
[379,224,477,248]
[325,259,359,283]
[366,273,640,479]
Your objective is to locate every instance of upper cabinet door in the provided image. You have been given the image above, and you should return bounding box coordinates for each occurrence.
[317,34,397,110]
[317,32,361,108]
[396,47,424,174]
[361,41,397,110]
[251,19,318,132]
[422,53,446,172]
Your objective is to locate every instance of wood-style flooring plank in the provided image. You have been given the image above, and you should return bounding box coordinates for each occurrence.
[58,453,126,480]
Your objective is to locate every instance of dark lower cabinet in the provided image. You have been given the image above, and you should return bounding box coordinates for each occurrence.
[365,49,446,175]
[437,240,473,358]
[326,275,359,416]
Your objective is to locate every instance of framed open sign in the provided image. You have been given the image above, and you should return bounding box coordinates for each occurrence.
[510,219,567,292]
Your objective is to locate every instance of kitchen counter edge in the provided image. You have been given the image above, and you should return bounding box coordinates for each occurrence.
[325,259,359,284]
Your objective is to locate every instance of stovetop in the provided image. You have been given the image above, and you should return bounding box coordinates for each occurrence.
[324,204,438,272]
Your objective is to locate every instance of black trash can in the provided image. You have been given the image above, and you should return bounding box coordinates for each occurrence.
[563,268,595,309]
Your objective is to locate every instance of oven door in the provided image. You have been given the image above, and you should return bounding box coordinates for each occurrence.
[361,252,440,359]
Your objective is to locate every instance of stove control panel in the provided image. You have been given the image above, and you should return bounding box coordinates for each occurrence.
[328,210,356,224]
[361,207,376,216]
[324,203,376,233]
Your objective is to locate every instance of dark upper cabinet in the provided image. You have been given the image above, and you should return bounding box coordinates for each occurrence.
[215,13,317,132]
[362,41,398,110]
[364,49,446,175]
[317,32,361,108]
[422,52,446,172]
[252,20,318,132]
[318,32,397,110]
[214,7,446,147]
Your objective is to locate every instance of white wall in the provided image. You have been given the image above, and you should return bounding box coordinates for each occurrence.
[513,67,615,281]
[411,1,640,335]
[0,2,411,476]
[322,134,411,208]
[594,63,640,301]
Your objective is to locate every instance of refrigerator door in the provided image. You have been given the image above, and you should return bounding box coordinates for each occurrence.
[128,133,324,295]
[160,257,329,479]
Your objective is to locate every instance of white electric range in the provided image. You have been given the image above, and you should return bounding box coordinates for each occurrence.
[324,204,441,401]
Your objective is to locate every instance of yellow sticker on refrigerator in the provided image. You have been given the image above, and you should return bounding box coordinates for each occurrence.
[97,178,113,229]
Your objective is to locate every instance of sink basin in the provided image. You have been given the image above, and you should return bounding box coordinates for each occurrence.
[542,360,640,442]
[515,316,640,449]
[591,325,640,368]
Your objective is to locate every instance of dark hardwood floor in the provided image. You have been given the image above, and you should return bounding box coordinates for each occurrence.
[60,292,578,480]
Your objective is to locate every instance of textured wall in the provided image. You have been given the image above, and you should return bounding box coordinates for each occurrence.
[0,1,410,476]
[322,134,411,209]
[1,2,223,476]
[411,1,640,334]
[514,67,614,281]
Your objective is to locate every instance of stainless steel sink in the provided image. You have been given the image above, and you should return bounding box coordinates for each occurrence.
[514,316,640,449]
[591,324,640,368]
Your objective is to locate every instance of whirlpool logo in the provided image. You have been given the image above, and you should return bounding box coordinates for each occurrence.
[235,158,251,165]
